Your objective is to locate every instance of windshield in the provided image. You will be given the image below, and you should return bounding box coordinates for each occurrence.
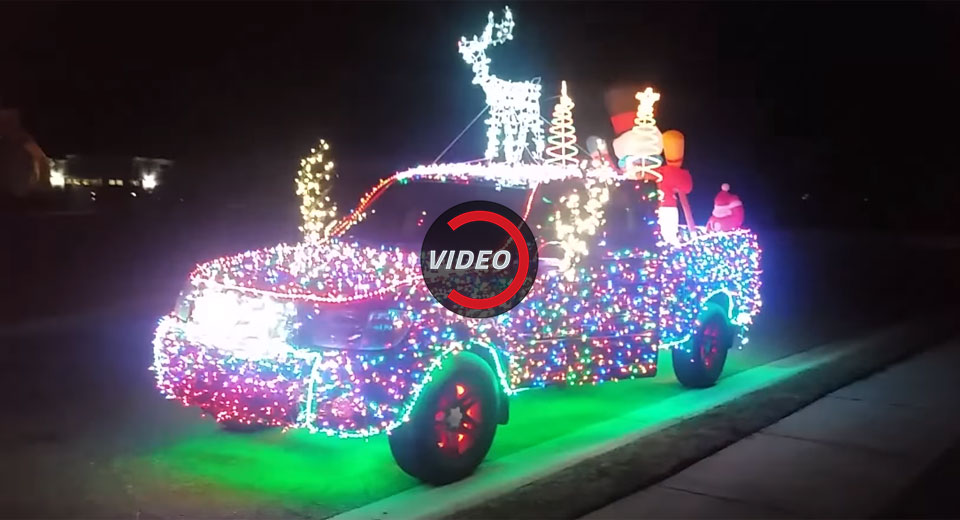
[342,180,532,248]
[523,178,661,256]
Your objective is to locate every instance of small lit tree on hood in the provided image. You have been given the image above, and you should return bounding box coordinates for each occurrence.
[296,139,339,242]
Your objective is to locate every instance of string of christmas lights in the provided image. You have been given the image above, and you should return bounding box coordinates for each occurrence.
[296,139,339,242]
[552,178,609,280]
[459,7,544,164]
[153,171,762,436]
[630,87,664,182]
[545,81,579,168]
[326,162,582,238]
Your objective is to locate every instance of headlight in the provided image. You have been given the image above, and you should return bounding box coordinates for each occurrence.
[184,283,297,356]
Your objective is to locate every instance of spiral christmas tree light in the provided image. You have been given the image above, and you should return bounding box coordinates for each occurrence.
[545,80,579,168]
[296,139,339,242]
[632,87,664,181]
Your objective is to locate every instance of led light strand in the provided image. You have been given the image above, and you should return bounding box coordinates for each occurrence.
[153,174,761,435]
[553,178,610,280]
[296,139,339,242]
[154,171,762,436]
[630,87,664,182]
[459,7,544,164]
[327,162,583,238]
[545,81,579,168]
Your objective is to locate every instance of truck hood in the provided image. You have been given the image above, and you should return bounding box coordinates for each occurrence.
[188,239,421,302]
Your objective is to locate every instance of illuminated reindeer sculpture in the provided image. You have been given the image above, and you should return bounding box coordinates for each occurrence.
[458,7,544,165]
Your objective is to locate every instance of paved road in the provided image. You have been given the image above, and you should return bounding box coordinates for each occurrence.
[3,219,960,518]
[585,339,960,519]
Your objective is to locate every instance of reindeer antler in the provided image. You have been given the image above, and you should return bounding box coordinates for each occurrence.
[490,7,515,46]
[459,6,515,60]
[457,6,543,164]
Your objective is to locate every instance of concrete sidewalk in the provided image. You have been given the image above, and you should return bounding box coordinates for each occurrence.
[584,339,960,519]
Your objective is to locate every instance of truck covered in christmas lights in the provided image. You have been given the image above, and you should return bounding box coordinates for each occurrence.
[152,162,762,484]
[151,6,761,485]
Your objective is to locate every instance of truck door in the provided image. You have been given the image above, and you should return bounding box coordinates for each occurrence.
[569,179,662,384]
[492,179,583,389]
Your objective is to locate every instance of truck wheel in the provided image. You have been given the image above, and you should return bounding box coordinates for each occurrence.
[388,352,499,485]
[673,302,733,388]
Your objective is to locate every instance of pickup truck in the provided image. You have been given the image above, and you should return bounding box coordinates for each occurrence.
[152,164,762,484]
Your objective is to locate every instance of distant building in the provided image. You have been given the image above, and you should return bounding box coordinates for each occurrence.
[48,155,172,193]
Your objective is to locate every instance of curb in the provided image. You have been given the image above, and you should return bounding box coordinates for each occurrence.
[457,313,959,519]
[330,311,958,520]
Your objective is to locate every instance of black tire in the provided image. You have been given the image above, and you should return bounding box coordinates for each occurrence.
[388,351,499,485]
[672,302,734,388]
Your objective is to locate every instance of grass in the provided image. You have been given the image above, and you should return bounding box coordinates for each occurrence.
[114,353,759,518]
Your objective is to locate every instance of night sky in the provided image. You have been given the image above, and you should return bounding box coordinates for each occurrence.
[3,2,958,229]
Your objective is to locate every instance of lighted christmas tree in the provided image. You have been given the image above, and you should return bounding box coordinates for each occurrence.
[632,87,664,181]
[554,179,609,280]
[545,80,579,167]
[296,139,339,242]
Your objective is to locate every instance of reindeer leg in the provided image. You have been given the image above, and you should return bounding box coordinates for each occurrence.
[485,108,503,161]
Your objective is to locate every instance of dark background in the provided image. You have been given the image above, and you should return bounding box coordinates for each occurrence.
[3,5,960,516]
[2,1,959,228]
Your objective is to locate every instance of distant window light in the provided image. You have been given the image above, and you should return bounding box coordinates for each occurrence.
[49,169,65,188]
[142,172,158,191]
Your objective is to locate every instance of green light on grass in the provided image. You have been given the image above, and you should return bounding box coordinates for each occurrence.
[118,350,765,517]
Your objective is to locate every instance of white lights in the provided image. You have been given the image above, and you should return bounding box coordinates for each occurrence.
[186,285,297,358]
[141,172,158,191]
[629,87,664,181]
[326,161,589,246]
[296,139,339,242]
[48,162,65,188]
[133,157,171,192]
[396,162,579,187]
[554,178,610,280]
[545,80,579,168]
[459,7,544,164]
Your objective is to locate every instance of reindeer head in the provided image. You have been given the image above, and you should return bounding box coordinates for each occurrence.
[458,7,515,73]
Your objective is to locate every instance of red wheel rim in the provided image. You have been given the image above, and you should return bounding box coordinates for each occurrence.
[699,320,722,368]
[433,382,482,456]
